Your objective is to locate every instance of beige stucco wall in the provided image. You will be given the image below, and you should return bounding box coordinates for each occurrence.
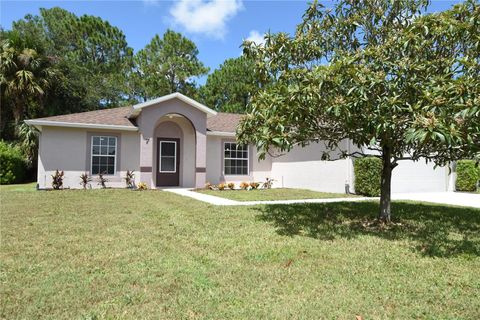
[36,125,449,193]
[136,98,207,188]
[269,140,354,193]
[205,135,272,185]
[37,126,139,189]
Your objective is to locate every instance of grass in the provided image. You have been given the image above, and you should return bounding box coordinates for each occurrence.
[1,184,479,319]
[197,188,357,201]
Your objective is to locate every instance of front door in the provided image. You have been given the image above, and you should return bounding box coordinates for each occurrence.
[156,138,180,187]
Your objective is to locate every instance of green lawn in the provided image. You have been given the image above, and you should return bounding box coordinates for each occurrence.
[1,185,479,319]
[197,188,357,201]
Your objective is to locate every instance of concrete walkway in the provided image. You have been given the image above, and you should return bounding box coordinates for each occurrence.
[163,188,374,206]
[392,192,480,208]
[163,188,480,209]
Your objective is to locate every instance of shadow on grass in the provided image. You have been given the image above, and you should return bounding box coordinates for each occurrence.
[255,201,480,258]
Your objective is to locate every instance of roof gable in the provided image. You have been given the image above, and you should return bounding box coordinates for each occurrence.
[131,92,217,118]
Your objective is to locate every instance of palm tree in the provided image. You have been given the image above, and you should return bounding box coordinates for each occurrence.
[0,37,56,125]
[17,122,39,166]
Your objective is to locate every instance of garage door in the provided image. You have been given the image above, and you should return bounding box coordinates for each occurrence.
[391,160,448,193]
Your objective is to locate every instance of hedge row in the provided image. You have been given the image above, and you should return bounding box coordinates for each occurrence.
[0,141,27,184]
[456,160,480,192]
[354,157,382,197]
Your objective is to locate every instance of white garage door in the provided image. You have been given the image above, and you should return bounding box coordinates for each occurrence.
[392,161,448,193]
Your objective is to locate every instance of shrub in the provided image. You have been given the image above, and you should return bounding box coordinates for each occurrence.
[0,141,26,184]
[125,170,135,188]
[262,178,274,189]
[51,170,64,190]
[227,182,235,190]
[240,182,249,190]
[217,183,226,190]
[98,172,108,189]
[137,182,148,190]
[456,160,480,192]
[249,182,260,190]
[79,173,91,189]
[354,157,382,197]
[205,182,215,190]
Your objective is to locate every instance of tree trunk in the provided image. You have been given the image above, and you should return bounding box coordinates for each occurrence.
[13,97,24,126]
[379,146,394,223]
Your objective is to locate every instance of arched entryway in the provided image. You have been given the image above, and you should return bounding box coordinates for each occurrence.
[136,95,210,189]
[153,114,196,187]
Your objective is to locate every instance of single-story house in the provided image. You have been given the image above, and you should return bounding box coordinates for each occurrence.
[25,92,454,192]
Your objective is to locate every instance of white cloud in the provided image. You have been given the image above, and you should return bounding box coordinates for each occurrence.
[245,30,265,45]
[170,0,243,39]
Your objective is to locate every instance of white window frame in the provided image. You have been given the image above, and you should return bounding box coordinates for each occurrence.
[223,142,249,176]
[159,141,177,173]
[91,136,117,175]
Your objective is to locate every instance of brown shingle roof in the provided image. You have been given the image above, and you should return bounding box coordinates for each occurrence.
[206,112,243,133]
[34,106,136,128]
[33,107,243,133]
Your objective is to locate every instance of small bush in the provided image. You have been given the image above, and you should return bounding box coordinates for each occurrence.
[240,182,249,190]
[205,182,215,190]
[125,170,135,188]
[51,170,64,190]
[0,141,26,184]
[217,183,226,191]
[456,160,480,192]
[249,182,260,190]
[98,172,108,189]
[262,178,274,189]
[227,182,235,190]
[354,157,382,197]
[137,182,148,190]
[79,173,91,189]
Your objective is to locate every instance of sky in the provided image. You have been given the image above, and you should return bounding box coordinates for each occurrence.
[1,0,462,84]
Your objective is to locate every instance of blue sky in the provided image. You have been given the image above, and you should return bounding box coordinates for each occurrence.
[1,0,461,83]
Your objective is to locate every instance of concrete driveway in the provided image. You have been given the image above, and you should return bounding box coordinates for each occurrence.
[392,192,480,209]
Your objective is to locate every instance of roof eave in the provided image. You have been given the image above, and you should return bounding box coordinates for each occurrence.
[24,120,139,132]
[206,131,236,137]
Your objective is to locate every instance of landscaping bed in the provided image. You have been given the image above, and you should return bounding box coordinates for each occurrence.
[196,188,357,201]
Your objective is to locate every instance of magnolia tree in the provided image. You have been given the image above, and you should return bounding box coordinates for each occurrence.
[237,0,479,222]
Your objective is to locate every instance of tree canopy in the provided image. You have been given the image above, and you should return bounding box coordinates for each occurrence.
[130,30,209,101]
[238,0,480,221]
[200,56,258,113]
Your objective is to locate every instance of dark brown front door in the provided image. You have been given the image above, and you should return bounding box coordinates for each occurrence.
[156,138,180,187]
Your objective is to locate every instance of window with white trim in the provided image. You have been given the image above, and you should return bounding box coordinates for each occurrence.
[159,141,177,173]
[224,142,248,175]
[91,136,116,175]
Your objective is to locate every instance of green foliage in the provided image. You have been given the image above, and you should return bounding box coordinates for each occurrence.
[0,32,57,127]
[131,30,208,101]
[200,56,258,113]
[17,122,39,166]
[2,6,135,134]
[456,160,480,192]
[38,7,134,109]
[51,169,64,190]
[0,141,26,184]
[354,157,382,197]
[238,0,480,219]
